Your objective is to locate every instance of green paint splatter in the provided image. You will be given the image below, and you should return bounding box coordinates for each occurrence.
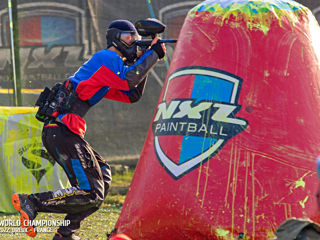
[299,196,309,208]
[216,228,230,237]
[188,0,310,34]
[295,178,306,189]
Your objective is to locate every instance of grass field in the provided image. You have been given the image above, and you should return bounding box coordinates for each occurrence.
[0,170,134,240]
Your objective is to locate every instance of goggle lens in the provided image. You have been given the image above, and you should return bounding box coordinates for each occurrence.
[120,32,141,46]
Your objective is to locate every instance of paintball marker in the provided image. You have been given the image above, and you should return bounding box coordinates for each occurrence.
[134,18,177,50]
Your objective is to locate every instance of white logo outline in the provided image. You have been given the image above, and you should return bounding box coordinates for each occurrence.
[154,67,246,179]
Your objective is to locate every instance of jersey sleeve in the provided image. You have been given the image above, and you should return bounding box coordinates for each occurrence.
[104,77,148,103]
[71,49,158,105]
[115,49,159,90]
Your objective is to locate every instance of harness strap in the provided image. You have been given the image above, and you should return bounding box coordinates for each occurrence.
[69,97,90,118]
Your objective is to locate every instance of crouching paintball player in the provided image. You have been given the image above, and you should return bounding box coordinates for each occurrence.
[11,19,166,240]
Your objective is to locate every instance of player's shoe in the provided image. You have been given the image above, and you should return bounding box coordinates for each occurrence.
[11,193,38,237]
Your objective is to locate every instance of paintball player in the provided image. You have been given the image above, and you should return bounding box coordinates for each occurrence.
[11,19,166,240]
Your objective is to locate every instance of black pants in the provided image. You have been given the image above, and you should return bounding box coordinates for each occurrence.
[29,122,111,235]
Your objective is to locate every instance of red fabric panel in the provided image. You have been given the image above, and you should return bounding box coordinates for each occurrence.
[52,111,59,118]
[19,17,42,46]
[158,136,183,165]
[164,75,194,102]
[60,113,86,137]
[104,88,131,103]
[76,65,130,101]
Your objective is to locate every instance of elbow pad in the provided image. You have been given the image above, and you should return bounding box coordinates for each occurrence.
[126,51,158,89]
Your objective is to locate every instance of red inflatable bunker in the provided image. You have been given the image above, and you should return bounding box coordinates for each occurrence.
[115,0,320,239]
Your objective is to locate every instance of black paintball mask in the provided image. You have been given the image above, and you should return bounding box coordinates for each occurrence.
[106,20,141,63]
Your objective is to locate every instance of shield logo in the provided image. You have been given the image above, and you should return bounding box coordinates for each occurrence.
[153,66,248,179]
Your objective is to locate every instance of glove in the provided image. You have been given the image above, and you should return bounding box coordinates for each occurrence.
[151,40,165,59]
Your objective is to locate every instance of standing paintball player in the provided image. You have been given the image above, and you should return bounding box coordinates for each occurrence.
[11,19,166,240]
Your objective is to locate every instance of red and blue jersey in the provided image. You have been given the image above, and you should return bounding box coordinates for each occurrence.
[55,48,159,137]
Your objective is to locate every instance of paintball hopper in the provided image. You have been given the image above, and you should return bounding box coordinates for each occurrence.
[135,18,165,37]
[134,18,177,46]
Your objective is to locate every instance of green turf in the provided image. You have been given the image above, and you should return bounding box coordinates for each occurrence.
[0,196,125,240]
[0,170,133,240]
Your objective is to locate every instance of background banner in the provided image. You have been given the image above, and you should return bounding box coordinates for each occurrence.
[0,107,68,213]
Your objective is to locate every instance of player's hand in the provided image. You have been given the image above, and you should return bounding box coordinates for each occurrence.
[151,37,166,59]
